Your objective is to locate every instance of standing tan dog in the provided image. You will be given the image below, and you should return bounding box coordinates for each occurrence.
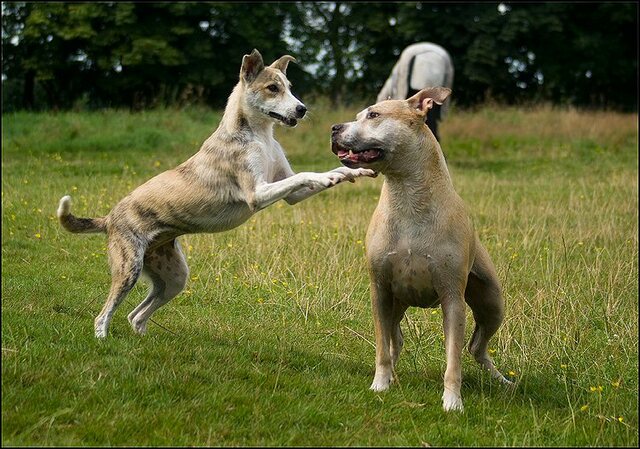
[57,49,375,339]
[331,87,511,412]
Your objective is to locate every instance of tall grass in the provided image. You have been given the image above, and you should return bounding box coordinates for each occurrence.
[2,103,637,446]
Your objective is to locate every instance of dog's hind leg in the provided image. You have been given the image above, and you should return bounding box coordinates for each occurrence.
[464,240,511,384]
[128,239,188,335]
[95,233,146,338]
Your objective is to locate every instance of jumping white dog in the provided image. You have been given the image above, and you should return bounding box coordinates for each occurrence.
[57,49,375,338]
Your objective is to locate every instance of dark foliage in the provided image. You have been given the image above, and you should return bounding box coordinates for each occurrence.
[2,2,637,111]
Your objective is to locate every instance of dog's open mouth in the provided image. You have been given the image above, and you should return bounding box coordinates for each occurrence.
[332,143,384,165]
[268,111,297,127]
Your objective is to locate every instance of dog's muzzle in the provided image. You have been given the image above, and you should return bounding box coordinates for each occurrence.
[331,123,385,166]
[268,104,306,127]
[268,112,298,127]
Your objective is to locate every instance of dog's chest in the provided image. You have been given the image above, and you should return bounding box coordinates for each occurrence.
[254,137,285,182]
[385,242,439,308]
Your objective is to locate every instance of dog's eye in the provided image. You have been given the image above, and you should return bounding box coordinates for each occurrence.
[267,84,279,93]
[367,111,380,119]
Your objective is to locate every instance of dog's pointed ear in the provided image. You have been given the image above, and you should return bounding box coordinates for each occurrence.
[269,55,297,75]
[241,49,265,83]
[407,87,451,115]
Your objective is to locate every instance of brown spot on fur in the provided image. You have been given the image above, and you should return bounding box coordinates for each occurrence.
[133,203,160,223]
[175,164,195,182]
[236,115,251,139]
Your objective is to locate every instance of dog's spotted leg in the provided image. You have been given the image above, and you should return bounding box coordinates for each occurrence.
[128,239,189,335]
[95,233,145,338]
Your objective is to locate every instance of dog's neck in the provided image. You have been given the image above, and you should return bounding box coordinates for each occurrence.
[218,83,274,139]
[382,130,454,212]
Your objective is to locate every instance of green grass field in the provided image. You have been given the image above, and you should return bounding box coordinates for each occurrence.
[2,102,638,446]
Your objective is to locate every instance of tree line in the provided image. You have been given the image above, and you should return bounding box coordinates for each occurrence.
[2,2,637,112]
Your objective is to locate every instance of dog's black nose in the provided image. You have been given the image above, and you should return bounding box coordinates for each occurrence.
[331,123,344,134]
[296,104,307,118]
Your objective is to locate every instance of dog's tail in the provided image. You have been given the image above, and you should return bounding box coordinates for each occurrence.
[57,195,107,234]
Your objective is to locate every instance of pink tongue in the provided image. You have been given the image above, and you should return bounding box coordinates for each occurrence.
[337,149,349,158]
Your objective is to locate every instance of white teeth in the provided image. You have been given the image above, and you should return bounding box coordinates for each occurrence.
[349,150,354,156]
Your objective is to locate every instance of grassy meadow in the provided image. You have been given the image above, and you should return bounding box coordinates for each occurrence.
[2,101,638,446]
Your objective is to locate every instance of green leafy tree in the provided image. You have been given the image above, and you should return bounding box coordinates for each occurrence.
[3,2,100,109]
[284,2,360,105]
[2,2,637,111]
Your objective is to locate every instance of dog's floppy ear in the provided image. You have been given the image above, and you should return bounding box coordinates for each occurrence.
[241,49,265,83]
[407,87,451,115]
[269,55,297,75]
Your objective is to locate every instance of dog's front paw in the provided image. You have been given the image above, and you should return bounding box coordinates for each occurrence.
[370,380,391,392]
[370,373,392,392]
[352,167,377,178]
[442,390,464,412]
[330,167,377,182]
[305,172,345,190]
